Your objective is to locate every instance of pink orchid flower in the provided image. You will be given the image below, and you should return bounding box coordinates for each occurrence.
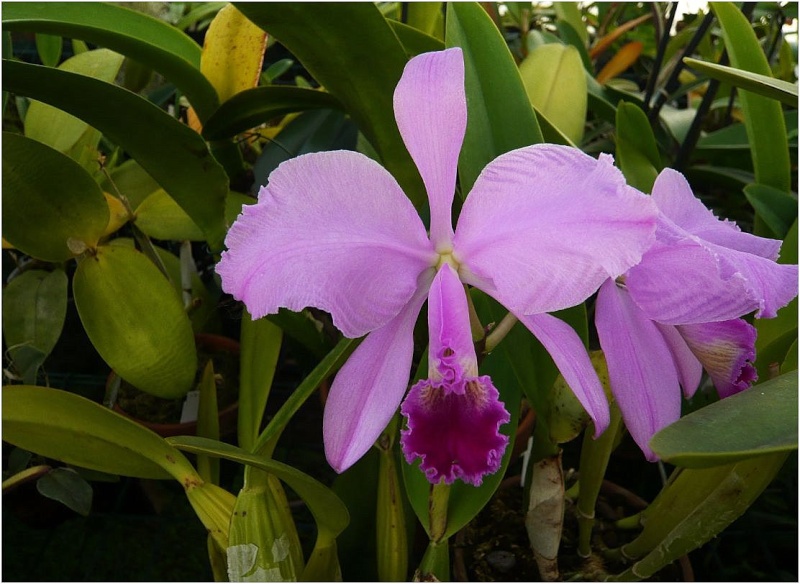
[596,169,798,461]
[217,48,657,485]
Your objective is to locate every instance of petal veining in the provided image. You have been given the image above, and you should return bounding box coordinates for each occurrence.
[454,144,657,315]
[323,279,432,473]
[626,238,799,323]
[655,322,704,399]
[595,280,681,461]
[394,48,466,251]
[677,319,757,399]
[426,263,478,386]
[652,169,782,260]
[217,150,436,338]
[515,311,610,437]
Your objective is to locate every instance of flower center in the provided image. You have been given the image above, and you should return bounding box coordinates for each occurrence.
[435,250,461,272]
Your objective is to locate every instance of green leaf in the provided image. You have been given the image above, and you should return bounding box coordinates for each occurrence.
[252,338,357,458]
[4,60,229,250]
[196,360,220,485]
[533,105,577,146]
[112,240,215,333]
[175,2,226,31]
[266,309,331,361]
[555,21,592,71]
[238,311,283,453]
[36,467,93,516]
[168,436,350,538]
[2,132,109,261]
[684,57,798,107]
[331,450,381,580]
[755,219,798,376]
[201,86,342,141]
[235,2,426,208]
[650,372,797,467]
[553,2,588,46]
[445,2,543,194]
[388,20,445,57]
[710,3,791,192]
[781,338,797,373]
[25,48,124,154]
[73,244,197,399]
[406,2,443,39]
[227,470,303,581]
[519,43,587,144]
[2,385,197,480]
[134,189,205,241]
[102,159,160,210]
[686,164,754,192]
[3,2,219,121]
[2,269,68,359]
[743,183,798,239]
[3,269,68,383]
[251,108,355,188]
[611,452,789,580]
[34,33,62,67]
[615,101,662,193]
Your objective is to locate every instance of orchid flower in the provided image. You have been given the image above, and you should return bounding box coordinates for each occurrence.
[217,48,657,484]
[595,168,799,460]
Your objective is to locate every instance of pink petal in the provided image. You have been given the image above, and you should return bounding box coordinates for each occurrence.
[217,151,436,339]
[655,323,704,399]
[515,311,610,437]
[400,264,510,486]
[453,145,657,315]
[323,282,432,473]
[426,263,478,385]
[626,238,799,323]
[652,169,782,260]
[394,48,466,250]
[677,319,757,399]
[595,280,681,461]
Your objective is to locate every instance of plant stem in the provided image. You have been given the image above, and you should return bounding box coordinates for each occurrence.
[429,480,451,543]
[576,403,623,558]
[484,312,519,353]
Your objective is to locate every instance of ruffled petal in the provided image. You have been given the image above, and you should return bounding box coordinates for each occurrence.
[453,144,657,315]
[400,264,509,486]
[626,238,799,323]
[515,311,610,437]
[401,375,509,487]
[652,169,782,260]
[394,48,466,250]
[595,280,681,461]
[426,263,478,385]
[323,279,432,473]
[655,323,704,399]
[217,151,436,338]
[677,319,757,399]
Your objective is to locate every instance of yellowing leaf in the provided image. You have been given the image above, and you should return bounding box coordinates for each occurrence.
[201,4,267,104]
[520,44,587,144]
[102,192,130,237]
[73,244,197,399]
[135,189,205,241]
[25,49,125,153]
[596,41,644,85]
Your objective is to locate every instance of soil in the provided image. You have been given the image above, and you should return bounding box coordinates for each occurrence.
[456,474,682,582]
